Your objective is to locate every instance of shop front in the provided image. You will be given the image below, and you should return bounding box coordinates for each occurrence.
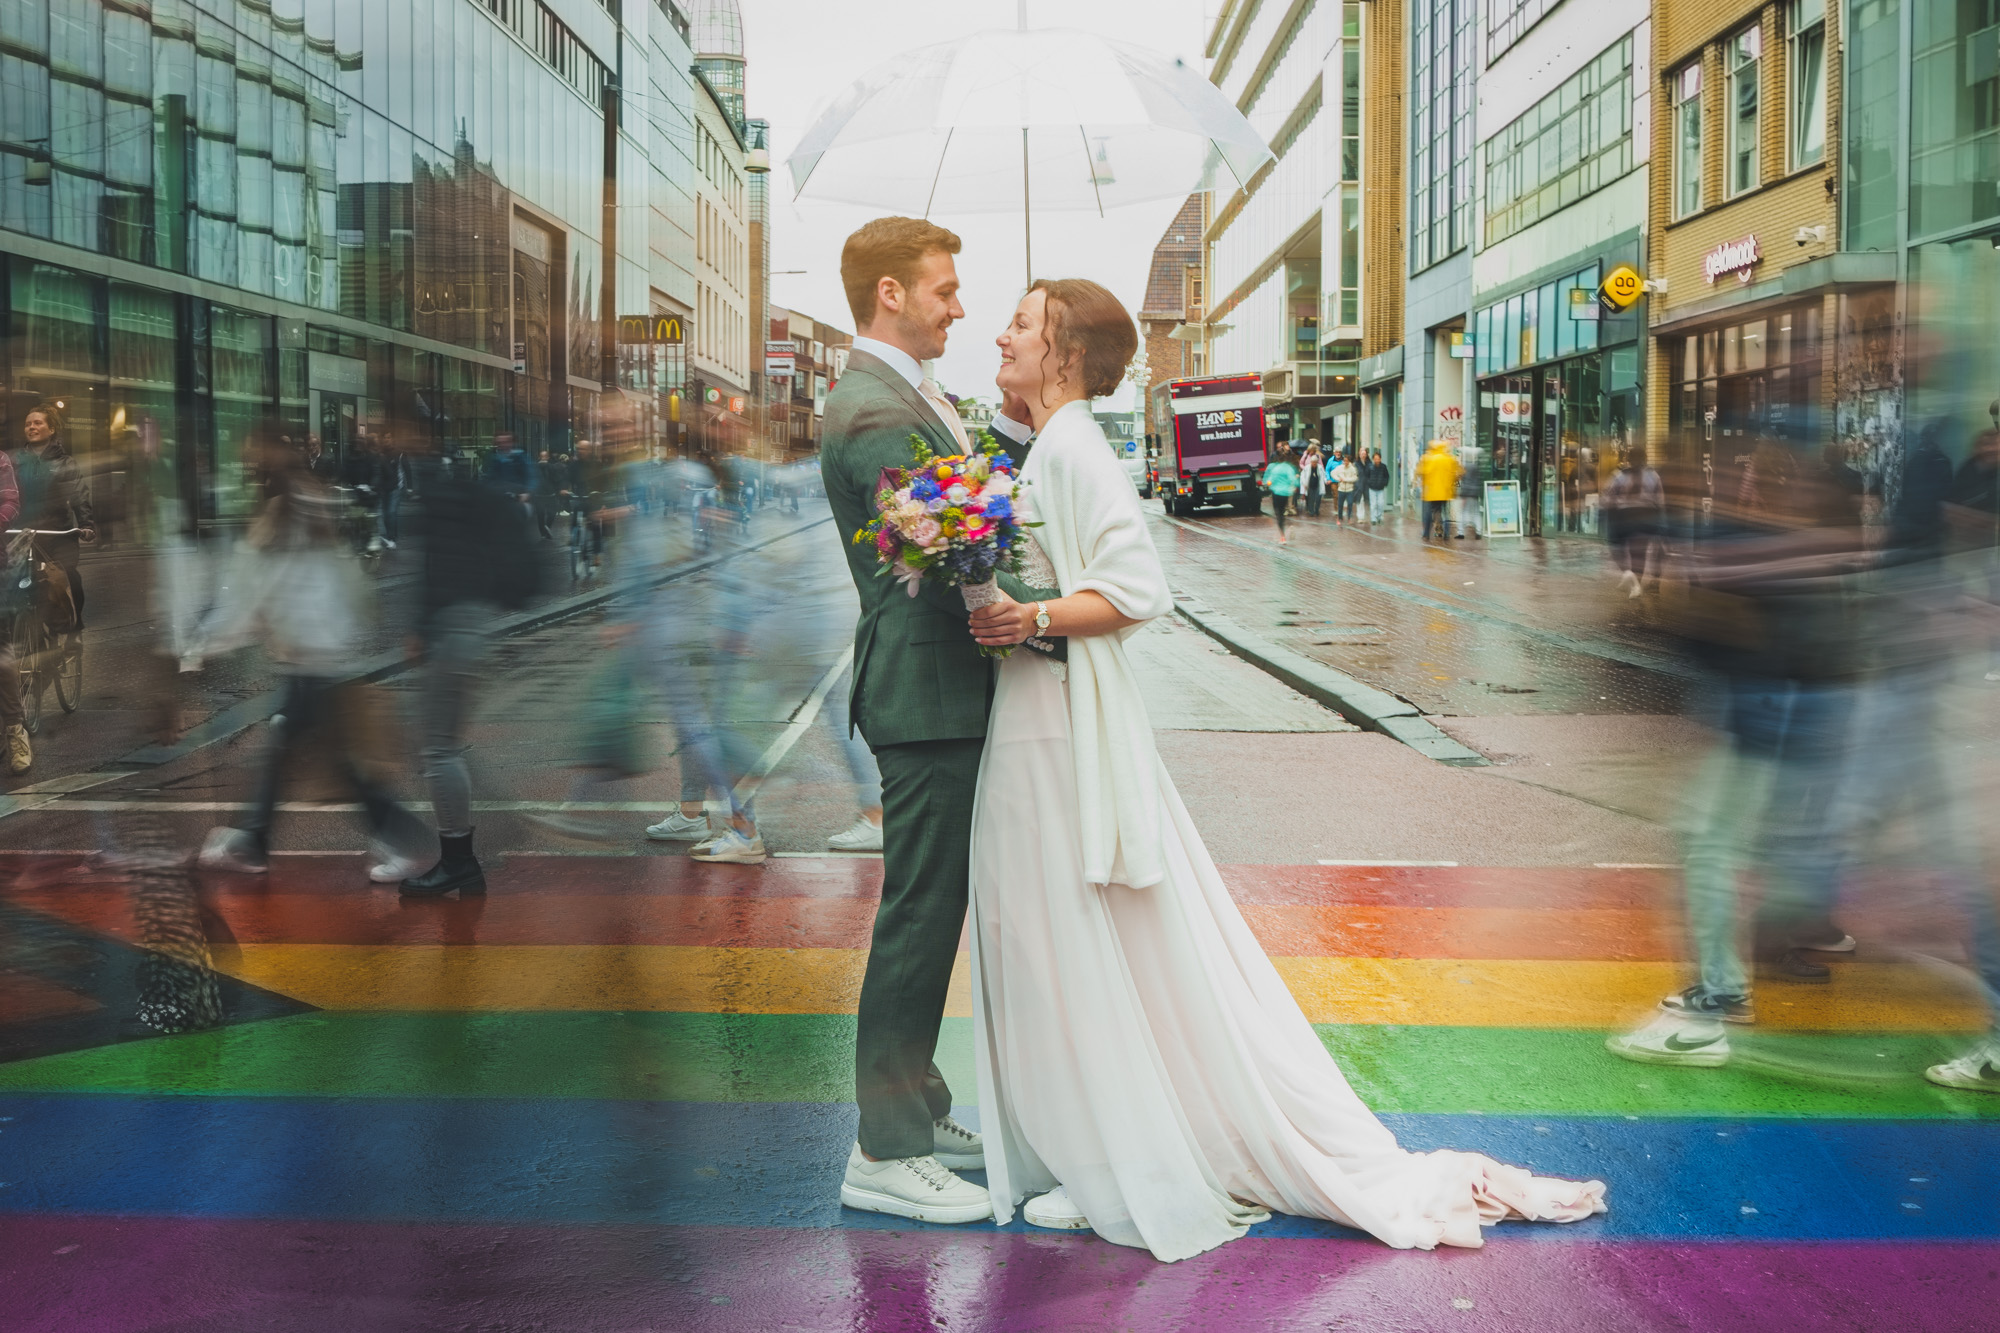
[1471,260,1643,536]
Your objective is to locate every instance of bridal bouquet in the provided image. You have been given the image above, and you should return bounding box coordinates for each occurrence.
[854,433,1028,656]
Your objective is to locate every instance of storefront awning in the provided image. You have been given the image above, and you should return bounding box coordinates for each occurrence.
[1648,251,1895,337]
[1359,344,1403,388]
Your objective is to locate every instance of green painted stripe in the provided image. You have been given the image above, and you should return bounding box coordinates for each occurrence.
[2,1014,1994,1120]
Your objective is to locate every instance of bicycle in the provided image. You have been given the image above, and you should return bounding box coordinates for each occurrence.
[5,527,85,736]
[568,492,608,586]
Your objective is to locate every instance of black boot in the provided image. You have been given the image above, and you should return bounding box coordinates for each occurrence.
[399,831,486,898]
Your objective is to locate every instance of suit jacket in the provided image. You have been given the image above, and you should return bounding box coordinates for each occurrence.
[823,350,1035,748]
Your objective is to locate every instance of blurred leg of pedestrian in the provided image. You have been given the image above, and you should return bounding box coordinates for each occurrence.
[1270,494,1289,545]
[826,664,884,852]
[401,603,493,898]
[0,642,28,774]
[1422,498,1448,539]
[1368,488,1385,524]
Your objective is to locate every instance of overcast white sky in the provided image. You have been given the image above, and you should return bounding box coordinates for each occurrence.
[742,0,1212,406]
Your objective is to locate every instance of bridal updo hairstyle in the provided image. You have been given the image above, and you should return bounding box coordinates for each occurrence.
[841,216,963,326]
[1029,278,1138,403]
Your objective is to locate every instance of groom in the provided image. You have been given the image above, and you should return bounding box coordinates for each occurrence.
[822,217,1039,1223]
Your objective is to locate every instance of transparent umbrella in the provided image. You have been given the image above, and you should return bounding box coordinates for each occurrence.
[784,11,1272,286]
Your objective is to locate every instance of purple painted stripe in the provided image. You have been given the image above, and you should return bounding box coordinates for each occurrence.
[2,1216,1986,1333]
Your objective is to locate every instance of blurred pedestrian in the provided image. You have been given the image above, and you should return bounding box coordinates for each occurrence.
[397,441,542,898]
[194,455,429,878]
[484,431,536,523]
[1416,438,1460,540]
[1454,441,1483,539]
[375,437,408,549]
[21,402,94,627]
[1332,451,1360,523]
[1363,449,1389,524]
[1298,443,1325,518]
[0,439,31,774]
[1262,445,1299,546]
[1601,445,1666,598]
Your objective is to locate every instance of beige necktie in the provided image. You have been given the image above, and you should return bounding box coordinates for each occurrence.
[918,376,973,453]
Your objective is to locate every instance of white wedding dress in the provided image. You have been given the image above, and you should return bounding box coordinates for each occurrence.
[968,402,1606,1263]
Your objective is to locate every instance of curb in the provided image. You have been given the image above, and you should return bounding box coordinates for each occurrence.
[113,515,836,769]
[1172,599,1490,768]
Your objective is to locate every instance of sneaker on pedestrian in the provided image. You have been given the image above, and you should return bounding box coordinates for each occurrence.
[1605,1008,1730,1067]
[1763,948,1831,983]
[196,826,268,875]
[5,724,31,775]
[828,816,884,853]
[1023,1185,1093,1231]
[645,810,711,841]
[366,840,426,884]
[1793,927,1857,954]
[839,1145,992,1224]
[1924,1035,2000,1093]
[1660,985,1755,1025]
[690,828,767,865]
[931,1113,984,1169]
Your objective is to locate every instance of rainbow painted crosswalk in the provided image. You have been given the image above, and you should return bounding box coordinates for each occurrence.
[3,853,1997,1330]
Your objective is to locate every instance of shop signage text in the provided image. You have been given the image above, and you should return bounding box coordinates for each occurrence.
[1701,236,1761,286]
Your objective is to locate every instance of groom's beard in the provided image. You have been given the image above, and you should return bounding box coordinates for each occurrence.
[892,308,951,362]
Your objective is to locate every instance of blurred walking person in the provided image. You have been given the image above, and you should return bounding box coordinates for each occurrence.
[1298,443,1325,518]
[1416,438,1460,540]
[398,436,541,898]
[193,453,429,878]
[1332,451,1360,523]
[1601,445,1666,597]
[1363,449,1389,524]
[1454,441,1483,539]
[0,439,31,774]
[1262,445,1299,546]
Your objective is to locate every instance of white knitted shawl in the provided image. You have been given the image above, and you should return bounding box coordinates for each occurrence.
[1018,399,1174,890]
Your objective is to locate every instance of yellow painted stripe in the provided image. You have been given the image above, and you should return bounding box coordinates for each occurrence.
[211,945,1988,1031]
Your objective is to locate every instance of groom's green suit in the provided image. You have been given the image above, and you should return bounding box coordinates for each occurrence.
[823,349,1037,1160]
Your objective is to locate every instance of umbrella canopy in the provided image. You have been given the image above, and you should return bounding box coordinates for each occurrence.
[785,28,1272,218]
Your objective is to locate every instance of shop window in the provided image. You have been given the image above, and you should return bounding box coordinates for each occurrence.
[1674,62,1702,218]
[1727,26,1762,198]
[1788,0,1826,170]
[1481,35,1634,244]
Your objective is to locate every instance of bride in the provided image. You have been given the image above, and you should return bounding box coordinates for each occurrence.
[963,279,1607,1263]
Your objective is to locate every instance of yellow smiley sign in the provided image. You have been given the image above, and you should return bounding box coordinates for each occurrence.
[1598,264,1644,312]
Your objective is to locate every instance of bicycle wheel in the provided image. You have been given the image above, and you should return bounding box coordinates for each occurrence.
[54,632,82,713]
[13,617,44,736]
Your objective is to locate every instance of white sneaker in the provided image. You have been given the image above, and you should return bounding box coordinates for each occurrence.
[828,817,884,853]
[367,841,426,883]
[690,828,768,865]
[1618,570,1642,599]
[645,810,710,841]
[931,1114,983,1169]
[1925,1036,2000,1093]
[1023,1185,1092,1231]
[1605,1009,1730,1067]
[839,1145,992,1224]
[196,827,268,875]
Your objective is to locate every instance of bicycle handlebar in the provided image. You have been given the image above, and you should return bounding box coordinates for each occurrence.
[4,527,83,536]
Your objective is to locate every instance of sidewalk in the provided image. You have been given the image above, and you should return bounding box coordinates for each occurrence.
[1148,500,1695,720]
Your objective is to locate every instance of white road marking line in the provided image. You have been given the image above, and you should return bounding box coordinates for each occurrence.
[0,770,142,821]
[1316,859,1459,867]
[732,645,853,804]
[1593,862,1677,869]
[20,800,695,814]
[771,851,882,859]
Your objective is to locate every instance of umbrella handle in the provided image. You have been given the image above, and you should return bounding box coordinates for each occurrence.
[1022,128,1033,292]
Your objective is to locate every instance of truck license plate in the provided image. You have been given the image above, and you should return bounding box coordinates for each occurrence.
[1210,481,1241,494]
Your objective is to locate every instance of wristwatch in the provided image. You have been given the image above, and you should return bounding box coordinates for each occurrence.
[1034,601,1052,635]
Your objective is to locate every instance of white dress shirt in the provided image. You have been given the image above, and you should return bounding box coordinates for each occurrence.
[849,335,1031,448]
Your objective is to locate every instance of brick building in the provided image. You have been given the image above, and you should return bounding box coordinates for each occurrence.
[1644,0,1862,507]
[1136,195,1207,447]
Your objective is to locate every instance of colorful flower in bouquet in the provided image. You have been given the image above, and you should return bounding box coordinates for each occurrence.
[853,433,1031,653]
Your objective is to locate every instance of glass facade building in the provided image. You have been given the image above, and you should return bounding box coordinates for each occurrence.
[0,0,704,528]
[1409,0,1473,273]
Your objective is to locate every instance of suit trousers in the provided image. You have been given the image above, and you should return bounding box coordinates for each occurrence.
[855,735,985,1159]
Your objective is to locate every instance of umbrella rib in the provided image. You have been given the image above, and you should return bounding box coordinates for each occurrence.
[1079,126,1104,219]
[923,127,955,220]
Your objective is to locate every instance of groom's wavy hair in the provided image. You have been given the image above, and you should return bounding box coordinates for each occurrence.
[1029,279,1138,405]
[841,217,962,326]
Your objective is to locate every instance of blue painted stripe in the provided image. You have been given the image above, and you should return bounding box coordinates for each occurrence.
[1,1097,1994,1241]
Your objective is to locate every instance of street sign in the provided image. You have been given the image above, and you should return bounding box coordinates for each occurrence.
[1449,330,1475,359]
[764,340,795,379]
[1568,287,1601,321]
[1598,264,1643,313]
[727,395,746,414]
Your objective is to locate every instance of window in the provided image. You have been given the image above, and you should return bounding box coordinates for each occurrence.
[1788,0,1826,169]
[1409,0,1475,272]
[1481,36,1634,244]
[1726,26,1761,197]
[1674,61,1703,218]
[1486,0,1560,60]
